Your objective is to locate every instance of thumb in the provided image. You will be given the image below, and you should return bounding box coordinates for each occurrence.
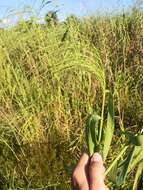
[89,153,106,190]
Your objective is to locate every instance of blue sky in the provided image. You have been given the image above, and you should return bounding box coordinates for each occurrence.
[0,0,135,25]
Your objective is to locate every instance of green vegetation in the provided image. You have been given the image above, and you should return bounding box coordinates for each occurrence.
[86,91,143,188]
[0,4,143,190]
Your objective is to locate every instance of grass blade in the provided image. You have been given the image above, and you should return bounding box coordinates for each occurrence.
[130,147,143,171]
[105,146,128,176]
[133,162,143,190]
[86,113,101,157]
[102,92,115,161]
[116,146,135,186]
[108,161,118,183]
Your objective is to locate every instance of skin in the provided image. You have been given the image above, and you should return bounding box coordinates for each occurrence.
[72,152,109,190]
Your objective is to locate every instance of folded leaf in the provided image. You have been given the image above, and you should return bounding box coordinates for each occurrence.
[86,113,101,157]
[102,92,115,161]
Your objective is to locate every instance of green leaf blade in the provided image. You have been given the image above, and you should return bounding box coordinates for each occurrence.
[86,113,100,157]
[102,92,115,161]
[125,132,143,147]
[133,162,143,190]
[116,146,135,186]
[130,147,143,171]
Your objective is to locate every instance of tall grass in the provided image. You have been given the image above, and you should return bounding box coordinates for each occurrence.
[0,7,142,189]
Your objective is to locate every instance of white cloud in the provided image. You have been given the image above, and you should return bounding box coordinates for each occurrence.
[0,18,11,24]
[37,17,45,24]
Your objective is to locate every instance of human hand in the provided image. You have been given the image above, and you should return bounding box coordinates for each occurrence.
[72,152,109,190]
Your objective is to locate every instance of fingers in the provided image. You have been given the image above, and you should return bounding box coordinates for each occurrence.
[89,153,106,190]
[72,153,90,190]
[72,152,108,190]
[77,153,90,168]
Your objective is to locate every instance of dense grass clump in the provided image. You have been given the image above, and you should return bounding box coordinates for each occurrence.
[0,7,142,189]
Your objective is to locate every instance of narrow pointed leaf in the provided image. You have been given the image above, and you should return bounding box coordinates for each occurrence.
[108,161,118,183]
[130,147,143,171]
[133,162,143,190]
[102,92,115,161]
[116,146,135,186]
[105,146,128,177]
[86,113,101,157]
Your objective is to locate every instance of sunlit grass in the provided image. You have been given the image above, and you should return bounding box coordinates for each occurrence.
[0,6,142,189]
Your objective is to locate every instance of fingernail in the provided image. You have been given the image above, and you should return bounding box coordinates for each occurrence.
[91,153,102,162]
